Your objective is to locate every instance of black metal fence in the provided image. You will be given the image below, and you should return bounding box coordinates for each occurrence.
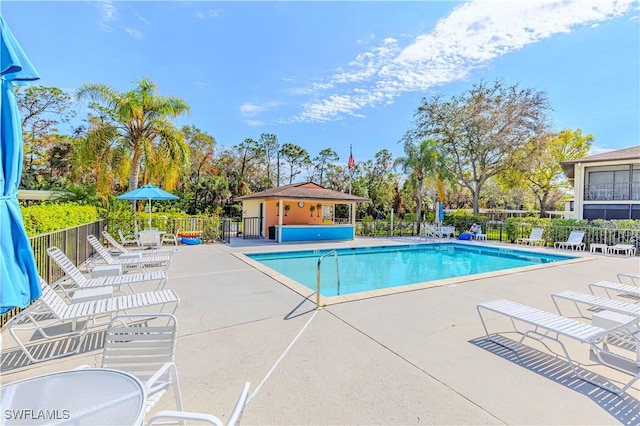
[355,219,640,254]
[106,216,223,242]
[1,220,105,328]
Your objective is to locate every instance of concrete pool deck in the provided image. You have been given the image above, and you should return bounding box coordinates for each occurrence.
[1,237,639,425]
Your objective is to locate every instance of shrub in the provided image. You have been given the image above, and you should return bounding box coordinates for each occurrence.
[20,203,99,236]
[444,209,482,235]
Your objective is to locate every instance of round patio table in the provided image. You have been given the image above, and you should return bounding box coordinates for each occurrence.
[0,368,146,425]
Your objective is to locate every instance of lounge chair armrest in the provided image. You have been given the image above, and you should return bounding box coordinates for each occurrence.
[147,410,224,426]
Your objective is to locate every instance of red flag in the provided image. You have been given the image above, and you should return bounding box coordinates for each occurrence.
[347,146,355,170]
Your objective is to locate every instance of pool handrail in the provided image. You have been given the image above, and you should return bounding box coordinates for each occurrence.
[316,250,341,308]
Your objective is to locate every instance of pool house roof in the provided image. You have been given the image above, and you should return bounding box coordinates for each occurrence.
[235,182,369,203]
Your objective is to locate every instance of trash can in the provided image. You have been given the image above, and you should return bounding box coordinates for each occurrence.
[268,226,275,240]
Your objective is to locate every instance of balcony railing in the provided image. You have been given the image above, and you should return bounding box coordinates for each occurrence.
[584,182,640,201]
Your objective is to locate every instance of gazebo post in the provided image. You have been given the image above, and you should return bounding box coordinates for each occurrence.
[277,198,283,243]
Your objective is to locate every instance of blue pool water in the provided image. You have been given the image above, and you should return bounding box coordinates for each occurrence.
[246,243,574,297]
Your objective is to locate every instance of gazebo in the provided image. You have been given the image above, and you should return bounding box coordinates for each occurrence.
[235,182,369,243]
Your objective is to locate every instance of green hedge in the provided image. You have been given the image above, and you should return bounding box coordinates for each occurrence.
[20,203,99,236]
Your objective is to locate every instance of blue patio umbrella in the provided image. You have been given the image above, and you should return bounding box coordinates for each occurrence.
[0,16,41,314]
[117,183,179,229]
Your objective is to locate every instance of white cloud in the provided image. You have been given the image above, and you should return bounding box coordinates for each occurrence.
[240,103,264,114]
[291,0,639,123]
[123,27,143,40]
[97,0,117,32]
[196,9,222,20]
[243,119,266,127]
[240,101,282,116]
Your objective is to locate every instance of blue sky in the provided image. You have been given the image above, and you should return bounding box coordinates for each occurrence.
[2,1,638,166]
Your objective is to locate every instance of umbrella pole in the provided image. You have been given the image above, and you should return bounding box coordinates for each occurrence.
[148,198,153,229]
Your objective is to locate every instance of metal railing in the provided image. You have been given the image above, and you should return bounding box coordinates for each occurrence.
[316,250,341,309]
[355,219,640,254]
[106,216,223,242]
[242,217,262,239]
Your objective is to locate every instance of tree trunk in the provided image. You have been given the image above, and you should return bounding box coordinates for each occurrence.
[128,150,142,191]
[538,193,548,218]
[472,180,481,215]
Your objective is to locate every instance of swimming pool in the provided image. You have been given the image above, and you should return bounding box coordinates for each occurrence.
[245,243,575,297]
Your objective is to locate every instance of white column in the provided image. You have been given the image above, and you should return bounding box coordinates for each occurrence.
[277,199,283,242]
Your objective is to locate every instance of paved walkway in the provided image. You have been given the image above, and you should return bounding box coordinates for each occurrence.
[2,237,639,425]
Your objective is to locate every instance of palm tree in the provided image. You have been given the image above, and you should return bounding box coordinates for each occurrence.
[395,138,451,232]
[76,78,191,193]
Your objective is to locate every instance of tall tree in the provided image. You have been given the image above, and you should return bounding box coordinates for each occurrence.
[72,115,130,201]
[234,138,262,195]
[258,133,279,187]
[395,138,449,229]
[17,86,74,187]
[181,125,215,214]
[361,149,396,218]
[405,79,551,214]
[312,148,339,186]
[279,143,311,184]
[76,78,191,192]
[499,128,593,216]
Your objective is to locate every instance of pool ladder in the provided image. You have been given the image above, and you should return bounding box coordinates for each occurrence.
[316,250,341,308]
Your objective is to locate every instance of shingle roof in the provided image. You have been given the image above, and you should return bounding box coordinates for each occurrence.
[235,182,370,202]
[561,146,640,179]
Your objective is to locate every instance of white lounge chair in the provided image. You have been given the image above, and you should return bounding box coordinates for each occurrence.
[517,228,545,246]
[554,231,586,251]
[477,298,640,394]
[47,247,168,295]
[98,314,183,416]
[617,272,640,286]
[146,381,251,426]
[87,235,172,272]
[551,289,640,319]
[102,231,176,257]
[608,244,637,257]
[5,279,179,363]
[588,280,640,299]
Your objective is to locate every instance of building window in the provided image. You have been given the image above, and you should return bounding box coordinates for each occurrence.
[586,170,630,200]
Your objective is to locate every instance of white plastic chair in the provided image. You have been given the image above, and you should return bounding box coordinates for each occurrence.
[470,226,486,241]
[146,381,251,426]
[161,229,180,246]
[138,230,162,249]
[119,229,139,247]
[102,231,176,257]
[100,314,183,416]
